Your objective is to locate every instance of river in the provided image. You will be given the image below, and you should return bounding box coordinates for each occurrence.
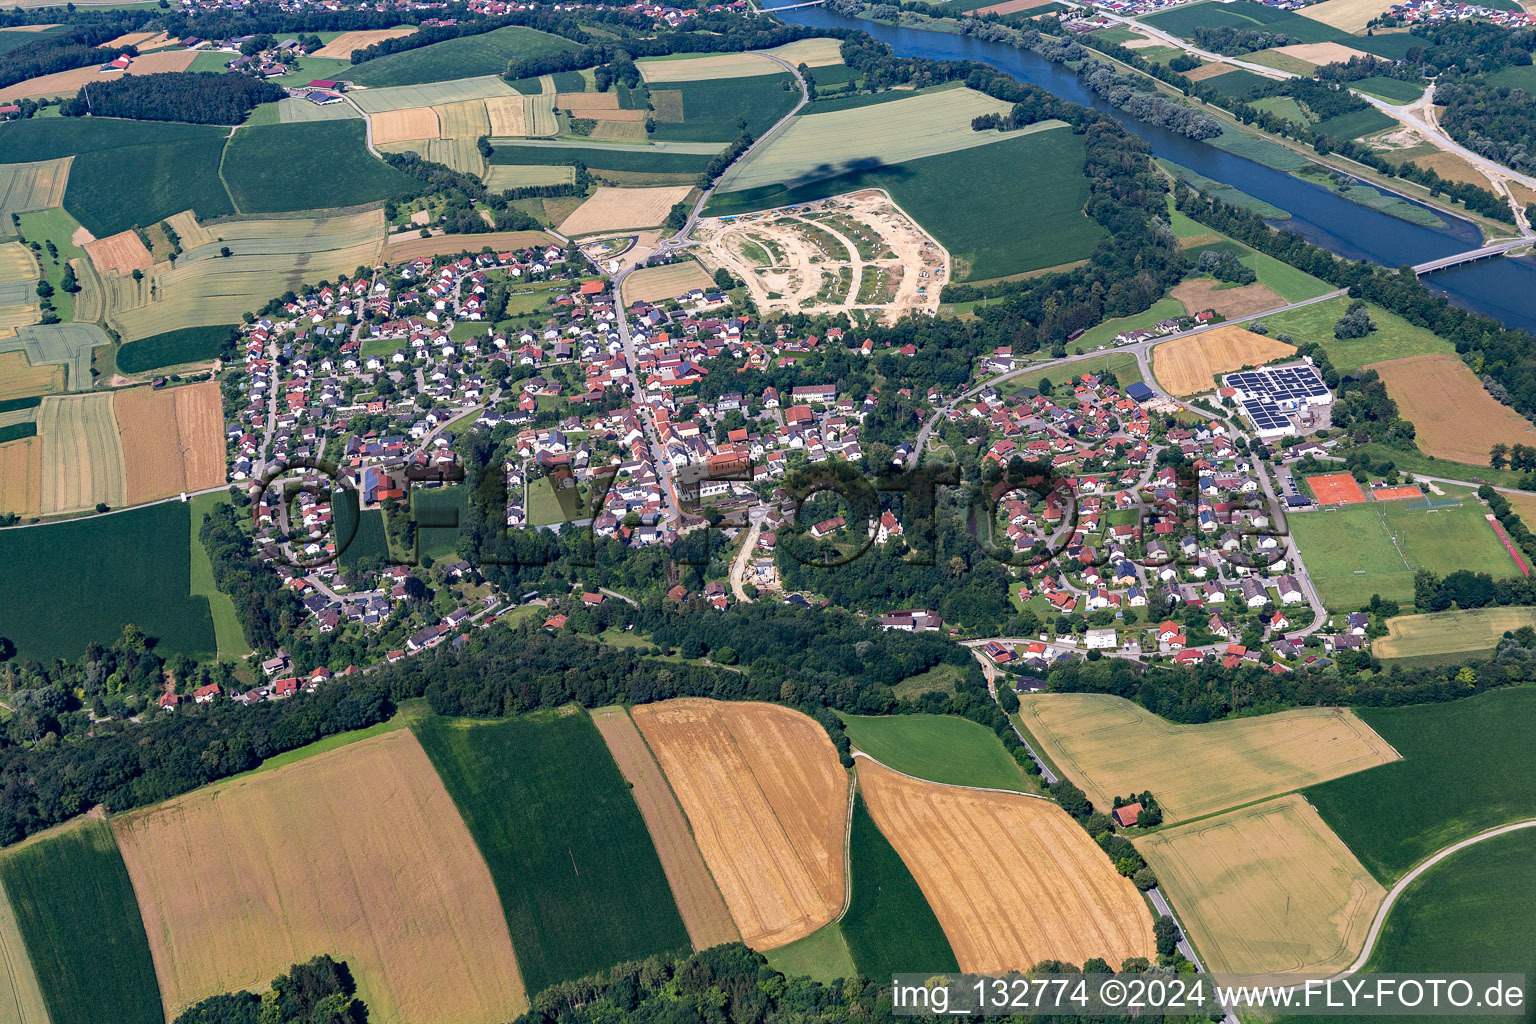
[770,5,1536,332]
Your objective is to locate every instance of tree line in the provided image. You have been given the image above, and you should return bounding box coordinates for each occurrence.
[173,955,364,1024]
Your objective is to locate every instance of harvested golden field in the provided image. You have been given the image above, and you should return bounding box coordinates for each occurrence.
[1136,795,1384,977]
[0,49,196,101]
[0,159,70,229]
[485,95,527,135]
[970,0,1060,13]
[0,438,43,518]
[162,210,212,250]
[311,27,416,59]
[1368,353,1536,463]
[114,382,225,504]
[384,228,555,262]
[1015,693,1400,822]
[1374,606,1536,659]
[1271,40,1376,65]
[1504,489,1536,526]
[0,350,63,402]
[1171,277,1285,320]
[36,393,124,515]
[83,229,152,276]
[370,105,440,145]
[68,257,103,324]
[631,699,847,950]
[763,38,845,67]
[557,91,619,112]
[0,242,40,329]
[558,185,694,236]
[106,210,385,343]
[1298,0,1400,32]
[638,52,785,82]
[1182,62,1236,81]
[591,706,741,950]
[1152,325,1297,396]
[621,260,716,305]
[591,120,648,142]
[859,757,1154,971]
[104,29,177,49]
[112,730,526,1024]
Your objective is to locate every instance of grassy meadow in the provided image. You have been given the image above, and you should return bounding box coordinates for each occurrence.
[1260,296,1455,373]
[0,501,216,662]
[841,793,959,979]
[189,492,252,660]
[1306,687,1536,882]
[412,711,690,994]
[840,713,1029,792]
[0,818,161,1024]
[348,26,579,87]
[762,921,857,984]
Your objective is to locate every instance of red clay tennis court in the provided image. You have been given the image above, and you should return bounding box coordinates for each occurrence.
[1306,473,1367,505]
[1370,485,1423,502]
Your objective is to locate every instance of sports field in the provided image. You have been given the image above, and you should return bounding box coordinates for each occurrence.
[858,757,1154,972]
[558,185,694,236]
[0,500,215,661]
[716,88,1022,194]
[1151,326,1297,396]
[1136,795,1384,977]
[113,729,524,1024]
[590,706,741,950]
[0,159,69,236]
[1016,694,1399,821]
[1369,353,1536,464]
[0,816,161,1024]
[113,382,225,504]
[620,260,716,304]
[1373,606,1536,659]
[839,713,1030,792]
[841,792,958,980]
[1289,499,1519,609]
[36,392,124,515]
[347,26,578,87]
[632,699,848,950]
[413,711,689,994]
[106,209,385,343]
[1307,472,1367,504]
[1307,687,1536,882]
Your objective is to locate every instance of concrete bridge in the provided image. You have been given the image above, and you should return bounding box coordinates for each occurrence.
[758,0,827,10]
[1413,238,1530,276]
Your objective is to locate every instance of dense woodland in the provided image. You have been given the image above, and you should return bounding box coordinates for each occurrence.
[60,72,284,125]
[1436,79,1536,174]
[173,956,365,1024]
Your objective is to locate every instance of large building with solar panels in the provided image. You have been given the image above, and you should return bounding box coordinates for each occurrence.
[1221,362,1332,439]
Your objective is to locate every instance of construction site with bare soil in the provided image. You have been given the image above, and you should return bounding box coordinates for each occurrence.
[692,191,948,324]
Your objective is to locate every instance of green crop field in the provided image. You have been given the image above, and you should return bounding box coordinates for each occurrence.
[1306,687,1536,883]
[0,818,161,1024]
[412,485,468,561]
[348,26,579,87]
[708,127,1101,283]
[1199,69,1278,100]
[117,325,236,374]
[1261,296,1454,373]
[840,714,1029,792]
[0,24,69,54]
[488,143,714,174]
[336,500,390,565]
[0,119,234,237]
[841,793,958,979]
[1347,76,1426,105]
[1313,107,1396,140]
[223,121,419,213]
[189,492,252,659]
[0,501,216,662]
[1288,499,1514,610]
[412,711,689,994]
[1145,0,1343,42]
[645,74,799,143]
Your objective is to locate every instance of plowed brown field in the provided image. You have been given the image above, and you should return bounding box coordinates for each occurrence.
[591,706,741,950]
[114,381,225,503]
[112,730,526,1024]
[858,757,1155,972]
[83,229,152,276]
[631,699,847,949]
[0,438,42,518]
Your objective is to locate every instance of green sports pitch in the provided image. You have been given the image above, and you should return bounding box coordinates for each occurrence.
[1288,498,1520,611]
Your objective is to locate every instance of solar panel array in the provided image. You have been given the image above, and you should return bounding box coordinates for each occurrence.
[1242,398,1291,433]
[1225,365,1330,404]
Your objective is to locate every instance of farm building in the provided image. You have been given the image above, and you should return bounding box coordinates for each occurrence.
[1112,803,1142,827]
[1125,381,1156,403]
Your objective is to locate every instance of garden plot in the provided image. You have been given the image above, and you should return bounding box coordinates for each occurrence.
[694,191,947,323]
[716,89,1048,194]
